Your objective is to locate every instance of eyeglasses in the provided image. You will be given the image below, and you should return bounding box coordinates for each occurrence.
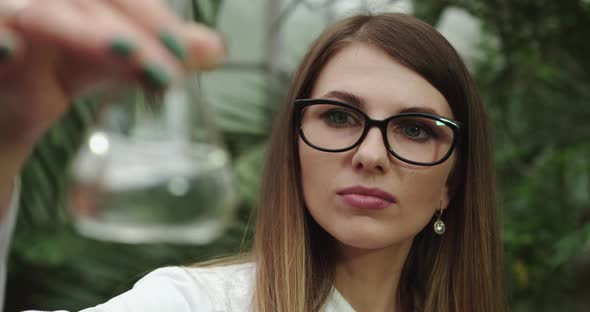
[294,99,462,166]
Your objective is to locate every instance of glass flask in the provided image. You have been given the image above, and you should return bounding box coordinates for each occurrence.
[67,0,237,244]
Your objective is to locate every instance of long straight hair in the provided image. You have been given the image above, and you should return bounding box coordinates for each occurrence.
[203,13,504,312]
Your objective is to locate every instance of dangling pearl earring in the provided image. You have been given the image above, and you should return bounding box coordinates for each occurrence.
[434,201,446,235]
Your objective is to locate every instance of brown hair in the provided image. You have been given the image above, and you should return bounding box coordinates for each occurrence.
[204,13,504,312]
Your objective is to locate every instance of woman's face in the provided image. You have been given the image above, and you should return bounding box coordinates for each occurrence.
[299,42,456,250]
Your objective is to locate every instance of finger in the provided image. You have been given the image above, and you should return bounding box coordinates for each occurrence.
[105,0,225,71]
[6,0,184,93]
[0,0,31,21]
[180,23,227,71]
[63,0,189,88]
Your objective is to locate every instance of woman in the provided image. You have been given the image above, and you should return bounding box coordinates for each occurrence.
[0,1,504,312]
[243,13,504,312]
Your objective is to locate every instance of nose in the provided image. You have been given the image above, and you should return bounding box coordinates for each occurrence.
[351,127,391,174]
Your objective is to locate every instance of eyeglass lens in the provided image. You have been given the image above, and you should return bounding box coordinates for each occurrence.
[300,103,455,164]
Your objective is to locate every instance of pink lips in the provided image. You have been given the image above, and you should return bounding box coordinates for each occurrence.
[337,186,396,210]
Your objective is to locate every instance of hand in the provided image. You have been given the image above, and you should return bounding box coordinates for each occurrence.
[0,0,225,153]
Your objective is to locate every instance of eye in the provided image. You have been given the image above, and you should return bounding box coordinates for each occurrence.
[404,125,426,138]
[321,109,362,128]
[396,122,435,141]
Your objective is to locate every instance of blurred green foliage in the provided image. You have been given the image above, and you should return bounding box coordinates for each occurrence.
[6,0,590,311]
[417,0,590,310]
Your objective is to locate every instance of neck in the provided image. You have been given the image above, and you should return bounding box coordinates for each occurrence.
[334,240,412,312]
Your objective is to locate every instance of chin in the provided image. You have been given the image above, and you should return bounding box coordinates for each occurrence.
[323,219,421,252]
[330,228,402,250]
[338,239,394,251]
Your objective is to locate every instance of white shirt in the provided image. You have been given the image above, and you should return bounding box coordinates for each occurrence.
[24,263,356,312]
[2,183,356,312]
[1,178,20,312]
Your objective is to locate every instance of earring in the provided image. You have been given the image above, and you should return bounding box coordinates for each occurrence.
[434,202,446,235]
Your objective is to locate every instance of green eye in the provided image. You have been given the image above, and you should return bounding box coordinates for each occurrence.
[393,121,436,141]
[321,109,361,127]
[404,126,424,138]
[328,111,350,124]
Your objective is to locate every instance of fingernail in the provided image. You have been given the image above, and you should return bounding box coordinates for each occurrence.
[0,45,12,61]
[0,36,17,62]
[141,63,171,89]
[109,38,136,58]
[159,30,187,60]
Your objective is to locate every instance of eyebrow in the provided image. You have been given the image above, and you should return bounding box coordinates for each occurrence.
[398,106,438,115]
[320,90,442,116]
[322,90,365,109]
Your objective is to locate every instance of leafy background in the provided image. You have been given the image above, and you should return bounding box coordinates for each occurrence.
[5,0,590,311]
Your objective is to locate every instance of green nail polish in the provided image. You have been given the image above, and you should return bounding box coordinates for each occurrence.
[0,36,16,61]
[141,64,171,89]
[159,30,186,60]
[0,45,11,61]
[109,38,136,58]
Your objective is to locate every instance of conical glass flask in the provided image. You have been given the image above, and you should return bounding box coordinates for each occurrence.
[67,0,237,244]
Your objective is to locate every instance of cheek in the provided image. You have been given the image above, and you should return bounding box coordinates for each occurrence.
[299,140,343,229]
[299,140,336,203]
[395,166,452,228]
[400,170,447,205]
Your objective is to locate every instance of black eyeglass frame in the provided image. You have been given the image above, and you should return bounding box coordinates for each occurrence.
[294,99,463,166]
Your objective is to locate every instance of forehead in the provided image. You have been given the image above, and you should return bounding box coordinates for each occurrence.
[310,42,453,119]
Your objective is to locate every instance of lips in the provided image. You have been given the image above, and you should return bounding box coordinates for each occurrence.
[337,186,396,210]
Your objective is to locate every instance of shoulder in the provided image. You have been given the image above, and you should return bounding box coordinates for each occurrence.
[82,262,256,312]
[180,262,256,305]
